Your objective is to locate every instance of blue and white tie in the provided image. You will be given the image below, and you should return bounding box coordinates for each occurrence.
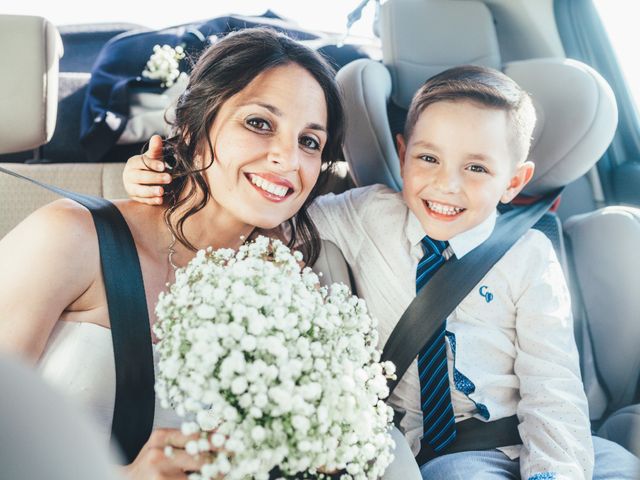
[416,236,457,453]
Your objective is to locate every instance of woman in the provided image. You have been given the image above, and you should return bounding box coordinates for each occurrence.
[0,28,347,479]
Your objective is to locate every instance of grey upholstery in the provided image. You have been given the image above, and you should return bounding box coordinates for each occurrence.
[0,353,123,480]
[336,0,618,197]
[564,207,640,455]
[380,0,501,109]
[0,15,63,155]
[0,162,127,239]
[565,207,640,412]
[313,240,354,289]
[597,404,640,458]
[504,59,617,196]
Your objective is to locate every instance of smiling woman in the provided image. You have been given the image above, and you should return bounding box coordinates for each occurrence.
[0,27,345,480]
[159,28,344,265]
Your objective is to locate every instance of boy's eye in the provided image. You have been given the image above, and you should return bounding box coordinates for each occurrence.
[467,164,489,174]
[419,155,438,163]
[299,135,321,151]
[246,117,271,132]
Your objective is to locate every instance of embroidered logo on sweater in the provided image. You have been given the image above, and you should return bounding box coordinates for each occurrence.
[479,285,493,303]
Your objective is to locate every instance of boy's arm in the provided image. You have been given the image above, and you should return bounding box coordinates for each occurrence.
[513,232,593,480]
[307,185,384,264]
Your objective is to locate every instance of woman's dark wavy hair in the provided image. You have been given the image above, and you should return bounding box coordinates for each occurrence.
[161,28,345,265]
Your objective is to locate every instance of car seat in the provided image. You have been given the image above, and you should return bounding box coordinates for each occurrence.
[564,207,640,455]
[0,13,129,239]
[323,0,640,457]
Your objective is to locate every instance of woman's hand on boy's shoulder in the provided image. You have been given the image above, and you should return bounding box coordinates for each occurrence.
[123,135,172,206]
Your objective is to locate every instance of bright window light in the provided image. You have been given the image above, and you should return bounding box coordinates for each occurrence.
[2,0,378,38]
[594,0,640,112]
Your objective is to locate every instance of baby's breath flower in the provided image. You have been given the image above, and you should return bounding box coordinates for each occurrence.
[154,236,395,479]
[141,44,187,87]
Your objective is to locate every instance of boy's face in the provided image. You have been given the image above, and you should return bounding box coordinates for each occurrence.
[398,100,534,241]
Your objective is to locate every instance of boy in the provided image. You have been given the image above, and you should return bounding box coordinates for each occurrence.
[310,65,593,479]
[124,65,639,479]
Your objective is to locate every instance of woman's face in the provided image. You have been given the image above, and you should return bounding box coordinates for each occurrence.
[201,63,328,230]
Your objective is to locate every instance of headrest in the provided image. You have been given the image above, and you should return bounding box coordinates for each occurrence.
[504,58,617,196]
[380,0,501,109]
[0,15,63,155]
[336,1,618,198]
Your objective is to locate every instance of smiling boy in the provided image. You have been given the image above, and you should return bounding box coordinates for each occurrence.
[307,66,640,479]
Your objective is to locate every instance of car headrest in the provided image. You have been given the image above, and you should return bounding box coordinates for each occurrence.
[503,58,617,195]
[336,1,618,197]
[380,0,501,109]
[0,15,63,155]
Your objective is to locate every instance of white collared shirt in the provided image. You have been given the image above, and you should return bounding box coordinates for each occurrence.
[309,184,593,480]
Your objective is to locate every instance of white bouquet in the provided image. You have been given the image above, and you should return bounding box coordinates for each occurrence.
[154,236,396,480]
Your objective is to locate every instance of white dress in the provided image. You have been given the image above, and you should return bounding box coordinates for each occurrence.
[38,320,182,451]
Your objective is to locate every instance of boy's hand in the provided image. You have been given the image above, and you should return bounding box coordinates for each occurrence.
[123,135,172,205]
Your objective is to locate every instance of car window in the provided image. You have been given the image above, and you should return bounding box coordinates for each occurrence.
[4,0,378,37]
[593,0,640,114]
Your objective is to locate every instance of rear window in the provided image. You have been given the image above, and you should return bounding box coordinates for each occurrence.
[3,1,378,38]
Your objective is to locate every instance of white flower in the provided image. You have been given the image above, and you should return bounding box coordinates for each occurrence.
[185,440,199,456]
[210,433,226,448]
[230,377,248,395]
[154,236,396,479]
[251,426,266,442]
[240,335,257,351]
[196,304,217,319]
[291,415,310,433]
[141,44,186,88]
[196,410,218,431]
[181,422,199,436]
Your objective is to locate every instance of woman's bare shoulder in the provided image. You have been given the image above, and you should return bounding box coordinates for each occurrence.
[0,198,101,276]
[0,199,102,360]
[24,198,97,245]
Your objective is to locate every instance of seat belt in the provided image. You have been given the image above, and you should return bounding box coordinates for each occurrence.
[381,188,562,461]
[0,165,155,464]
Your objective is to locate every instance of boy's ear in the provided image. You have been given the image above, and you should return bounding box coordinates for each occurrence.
[500,161,535,203]
[396,134,407,170]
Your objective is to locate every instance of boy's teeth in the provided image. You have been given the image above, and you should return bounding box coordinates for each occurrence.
[250,174,289,197]
[427,200,463,216]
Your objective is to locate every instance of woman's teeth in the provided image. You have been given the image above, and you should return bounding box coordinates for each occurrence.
[250,175,290,197]
[427,200,464,216]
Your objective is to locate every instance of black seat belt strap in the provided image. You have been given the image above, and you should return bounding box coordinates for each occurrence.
[415,415,522,464]
[0,165,154,464]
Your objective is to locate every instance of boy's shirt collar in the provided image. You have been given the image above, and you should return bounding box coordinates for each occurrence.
[406,209,497,260]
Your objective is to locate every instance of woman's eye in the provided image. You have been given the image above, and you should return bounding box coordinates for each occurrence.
[467,164,489,173]
[419,155,437,163]
[246,117,271,131]
[300,136,321,151]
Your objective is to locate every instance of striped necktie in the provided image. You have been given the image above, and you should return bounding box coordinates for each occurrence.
[416,236,457,453]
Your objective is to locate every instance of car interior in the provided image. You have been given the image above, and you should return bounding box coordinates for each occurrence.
[0,0,638,470]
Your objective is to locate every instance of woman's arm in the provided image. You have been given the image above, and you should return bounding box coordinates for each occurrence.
[0,200,219,479]
[0,199,100,361]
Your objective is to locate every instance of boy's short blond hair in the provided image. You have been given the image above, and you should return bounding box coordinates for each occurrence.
[404,65,537,164]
